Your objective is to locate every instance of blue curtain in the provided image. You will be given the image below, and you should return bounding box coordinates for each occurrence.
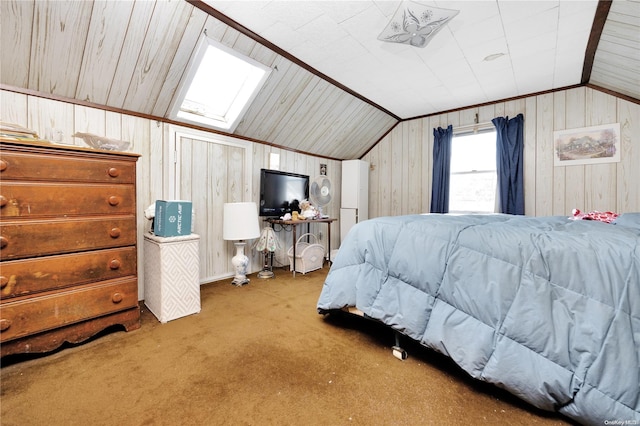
[430,125,453,213]
[492,114,524,215]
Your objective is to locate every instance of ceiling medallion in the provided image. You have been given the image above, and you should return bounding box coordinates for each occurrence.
[378,1,459,48]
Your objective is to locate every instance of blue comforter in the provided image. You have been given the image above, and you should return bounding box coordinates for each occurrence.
[317,214,640,424]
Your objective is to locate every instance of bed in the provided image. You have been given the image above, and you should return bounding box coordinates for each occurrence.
[317,213,640,425]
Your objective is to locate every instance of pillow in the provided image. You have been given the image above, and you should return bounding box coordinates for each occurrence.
[612,213,640,229]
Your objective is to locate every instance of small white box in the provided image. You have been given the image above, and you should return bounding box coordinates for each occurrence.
[144,233,200,323]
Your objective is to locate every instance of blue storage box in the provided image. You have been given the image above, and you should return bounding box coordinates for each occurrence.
[154,200,192,237]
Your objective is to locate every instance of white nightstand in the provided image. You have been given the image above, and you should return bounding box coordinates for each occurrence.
[144,233,201,323]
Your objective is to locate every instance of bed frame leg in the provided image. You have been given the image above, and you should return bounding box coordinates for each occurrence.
[392,331,408,360]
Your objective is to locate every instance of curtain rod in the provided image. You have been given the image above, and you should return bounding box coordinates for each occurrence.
[453,121,494,135]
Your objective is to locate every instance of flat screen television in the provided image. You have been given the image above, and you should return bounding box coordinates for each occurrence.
[259,169,309,217]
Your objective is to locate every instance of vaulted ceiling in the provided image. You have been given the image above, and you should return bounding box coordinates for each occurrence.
[1,0,638,160]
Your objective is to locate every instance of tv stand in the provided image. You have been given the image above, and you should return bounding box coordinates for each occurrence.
[267,218,337,277]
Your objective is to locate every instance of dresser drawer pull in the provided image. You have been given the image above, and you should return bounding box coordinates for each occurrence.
[0,237,7,249]
[108,167,120,178]
[0,319,11,332]
[111,293,123,304]
[109,228,121,238]
[109,259,121,270]
[0,159,6,172]
[0,195,6,207]
[0,275,8,289]
[108,196,121,206]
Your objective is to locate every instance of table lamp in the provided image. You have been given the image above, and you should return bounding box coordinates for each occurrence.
[223,202,260,286]
[253,225,280,279]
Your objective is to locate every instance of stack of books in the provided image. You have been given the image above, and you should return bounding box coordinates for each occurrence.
[0,122,40,141]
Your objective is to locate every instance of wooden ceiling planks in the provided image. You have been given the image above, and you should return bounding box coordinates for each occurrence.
[106,0,156,109]
[322,103,374,158]
[267,78,328,147]
[250,66,317,143]
[329,109,394,159]
[0,0,33,88]
[29,1,93,95]
[590,0,640,100]
[267,78,335,148]
[223,24,257,58]
[121,0,193,114]
[305,92,368,155]
[150,6,209,117]
[284,83,351,153]
[75,1,136,105]
[0,0,398,160]
[234,56,297,137]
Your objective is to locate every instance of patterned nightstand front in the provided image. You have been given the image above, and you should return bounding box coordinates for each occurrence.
[143,233,200,323]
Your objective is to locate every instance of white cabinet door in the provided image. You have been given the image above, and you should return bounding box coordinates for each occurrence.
[340,208,357,242]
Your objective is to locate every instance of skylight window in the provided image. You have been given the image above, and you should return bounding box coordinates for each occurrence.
[171,37,271,133]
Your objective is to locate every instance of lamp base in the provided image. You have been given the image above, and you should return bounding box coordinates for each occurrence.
[231,241,250,286]
[257,250,275,279]
[257,270,275,279]
[231,277,250,286]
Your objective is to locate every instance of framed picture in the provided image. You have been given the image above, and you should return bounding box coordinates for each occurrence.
[554,123,621,166]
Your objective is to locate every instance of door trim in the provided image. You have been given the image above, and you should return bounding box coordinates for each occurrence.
[167,124,253,201]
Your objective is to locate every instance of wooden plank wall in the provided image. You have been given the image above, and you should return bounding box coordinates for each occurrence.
[2,86,637,295]
[1,89,340,297]
[363,87,640,218]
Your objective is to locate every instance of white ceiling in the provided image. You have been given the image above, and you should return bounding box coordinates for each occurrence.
[206,0,600,119]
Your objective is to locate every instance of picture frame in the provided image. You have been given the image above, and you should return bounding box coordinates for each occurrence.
[554,123,621,166]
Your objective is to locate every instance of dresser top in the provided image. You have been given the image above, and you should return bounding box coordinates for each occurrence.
[0,137,140,158]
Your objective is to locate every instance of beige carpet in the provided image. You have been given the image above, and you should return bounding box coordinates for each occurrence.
[1,268,572,425]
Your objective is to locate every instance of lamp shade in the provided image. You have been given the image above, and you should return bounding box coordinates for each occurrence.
[253,226,280,252]
[223,202,261,241]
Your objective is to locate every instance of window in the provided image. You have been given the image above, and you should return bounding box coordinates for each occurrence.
[170,37,271,133]
[449,130,497,214]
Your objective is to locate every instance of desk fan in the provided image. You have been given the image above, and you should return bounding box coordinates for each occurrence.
[309,175,332,218]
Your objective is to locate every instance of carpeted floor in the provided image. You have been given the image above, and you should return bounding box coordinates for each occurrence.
[1,268,572,425]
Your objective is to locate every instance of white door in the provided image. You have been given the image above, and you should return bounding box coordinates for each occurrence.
[170,127,253,283]
[340,208,357,243]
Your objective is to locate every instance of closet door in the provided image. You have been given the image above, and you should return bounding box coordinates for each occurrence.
[172,129,252,283]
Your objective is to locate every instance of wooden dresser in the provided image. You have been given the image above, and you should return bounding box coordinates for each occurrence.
[0,139,140,357]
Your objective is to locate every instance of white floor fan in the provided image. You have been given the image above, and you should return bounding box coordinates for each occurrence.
[309,175,332,218]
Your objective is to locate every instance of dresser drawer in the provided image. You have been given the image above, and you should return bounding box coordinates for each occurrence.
[0,182,135,218]
[1,246,137,299]
[0,277,138,342]
[0,216,136,260]
[0,151,136,184]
